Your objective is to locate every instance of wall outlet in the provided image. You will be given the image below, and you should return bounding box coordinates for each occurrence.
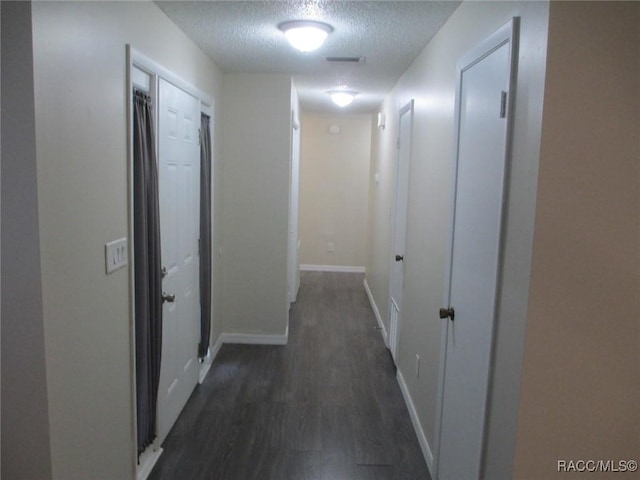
[328,242,334,253]
[415,354,421,378]
[105,238,128,274]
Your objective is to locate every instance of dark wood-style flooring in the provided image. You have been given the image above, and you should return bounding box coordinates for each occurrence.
[148,271,431,480]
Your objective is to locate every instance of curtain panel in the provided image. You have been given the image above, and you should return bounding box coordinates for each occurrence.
[133,90,163,455]
[199,113,212,358]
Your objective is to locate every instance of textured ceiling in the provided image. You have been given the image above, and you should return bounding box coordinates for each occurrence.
[156,1,461,113]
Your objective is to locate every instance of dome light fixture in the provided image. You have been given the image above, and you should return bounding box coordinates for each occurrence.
[279,20,333,53]
[328,90,358,108]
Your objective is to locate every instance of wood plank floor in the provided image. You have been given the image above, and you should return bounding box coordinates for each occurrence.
[148,271,431,480]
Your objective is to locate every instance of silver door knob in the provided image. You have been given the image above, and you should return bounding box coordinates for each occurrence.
[439,307,455,321]
[162,292,176,303]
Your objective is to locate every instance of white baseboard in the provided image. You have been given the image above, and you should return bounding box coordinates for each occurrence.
[198,330,287,382]
[396,369,434,476]
[136,445,163,480]
[199,360,212,384]
[209,334,224,360]
[300,264,365,273]
[199,335,223,383]
[220,331,288,346]
[363,278,388,346]
[204,328,288,368]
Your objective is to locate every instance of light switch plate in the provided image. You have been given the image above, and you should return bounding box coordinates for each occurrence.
[105,238,128,274]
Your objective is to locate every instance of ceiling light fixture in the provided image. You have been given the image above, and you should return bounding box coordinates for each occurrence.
[279,20,333,53]
[328,90,357,108]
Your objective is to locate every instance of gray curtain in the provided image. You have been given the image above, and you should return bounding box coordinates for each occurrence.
[199,114,212,358]
[133,90,162,456]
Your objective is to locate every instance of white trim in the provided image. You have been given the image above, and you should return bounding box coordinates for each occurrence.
[363,278,388,346]
[136,446,163,480]
[397,369,434,477]
[197,341,215,384]
[132,65,151,92]
[209,334,224,361]
[126,45,140,479]
[130,47,213,108]
[300,264,365,273]
[197,334,223,383]
[220,330,288,346]
[198,360,212,384]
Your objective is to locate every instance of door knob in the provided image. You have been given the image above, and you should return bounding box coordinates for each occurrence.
[439,307,455,321]
[162,292,176,303]
[395,254,404,262]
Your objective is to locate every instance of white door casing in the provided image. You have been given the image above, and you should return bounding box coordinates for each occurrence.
[156,78,201,445]
[288,113,301,305]
[388,100,414,361]
[434,19,519,480]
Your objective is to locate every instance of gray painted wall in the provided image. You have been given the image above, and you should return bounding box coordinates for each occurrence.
[1,2,53,478]
[221,73,292,337]
[514,3,640,477]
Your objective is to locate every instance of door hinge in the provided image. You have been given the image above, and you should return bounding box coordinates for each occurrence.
[396,137,400,149]
[500,91,507,118]
[198,128,201,146]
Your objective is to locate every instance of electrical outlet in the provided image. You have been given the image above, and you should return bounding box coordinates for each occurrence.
[328,242,334,253]
[105,238,128,274]
[415,354,421,378]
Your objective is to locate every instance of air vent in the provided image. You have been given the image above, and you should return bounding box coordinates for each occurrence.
[325,56,366,64]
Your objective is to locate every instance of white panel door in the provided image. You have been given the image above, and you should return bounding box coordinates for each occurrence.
[388,100,414,361]
[436,20,518,480]
[157,78,200,444]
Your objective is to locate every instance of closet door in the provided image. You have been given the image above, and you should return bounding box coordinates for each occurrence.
[156,78,201,444]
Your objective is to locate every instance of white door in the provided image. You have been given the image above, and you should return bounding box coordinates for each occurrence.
[288,114,301,305]
[435,20,518,480]
[388,100,414,361]
[156,78,200,444]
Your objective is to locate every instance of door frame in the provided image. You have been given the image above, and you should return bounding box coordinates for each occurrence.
[126,45,214,480]
[387,99,414,359]
[433,18,519,479]
[288,110,301,306]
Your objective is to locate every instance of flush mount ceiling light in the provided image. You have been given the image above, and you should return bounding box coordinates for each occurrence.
[328,90,358,107]
[279,20,333,53]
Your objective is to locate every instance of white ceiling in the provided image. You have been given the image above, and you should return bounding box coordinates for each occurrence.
[156,1,461,113]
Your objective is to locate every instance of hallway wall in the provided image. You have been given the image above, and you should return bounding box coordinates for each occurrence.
[221,73,294,338]
[514,2,640,476]
[30,2,223,478]
[366,2,550,477]
[299,114,372,270]
[1,2,52,478]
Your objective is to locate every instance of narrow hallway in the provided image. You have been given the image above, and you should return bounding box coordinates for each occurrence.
[149,272,430,479]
